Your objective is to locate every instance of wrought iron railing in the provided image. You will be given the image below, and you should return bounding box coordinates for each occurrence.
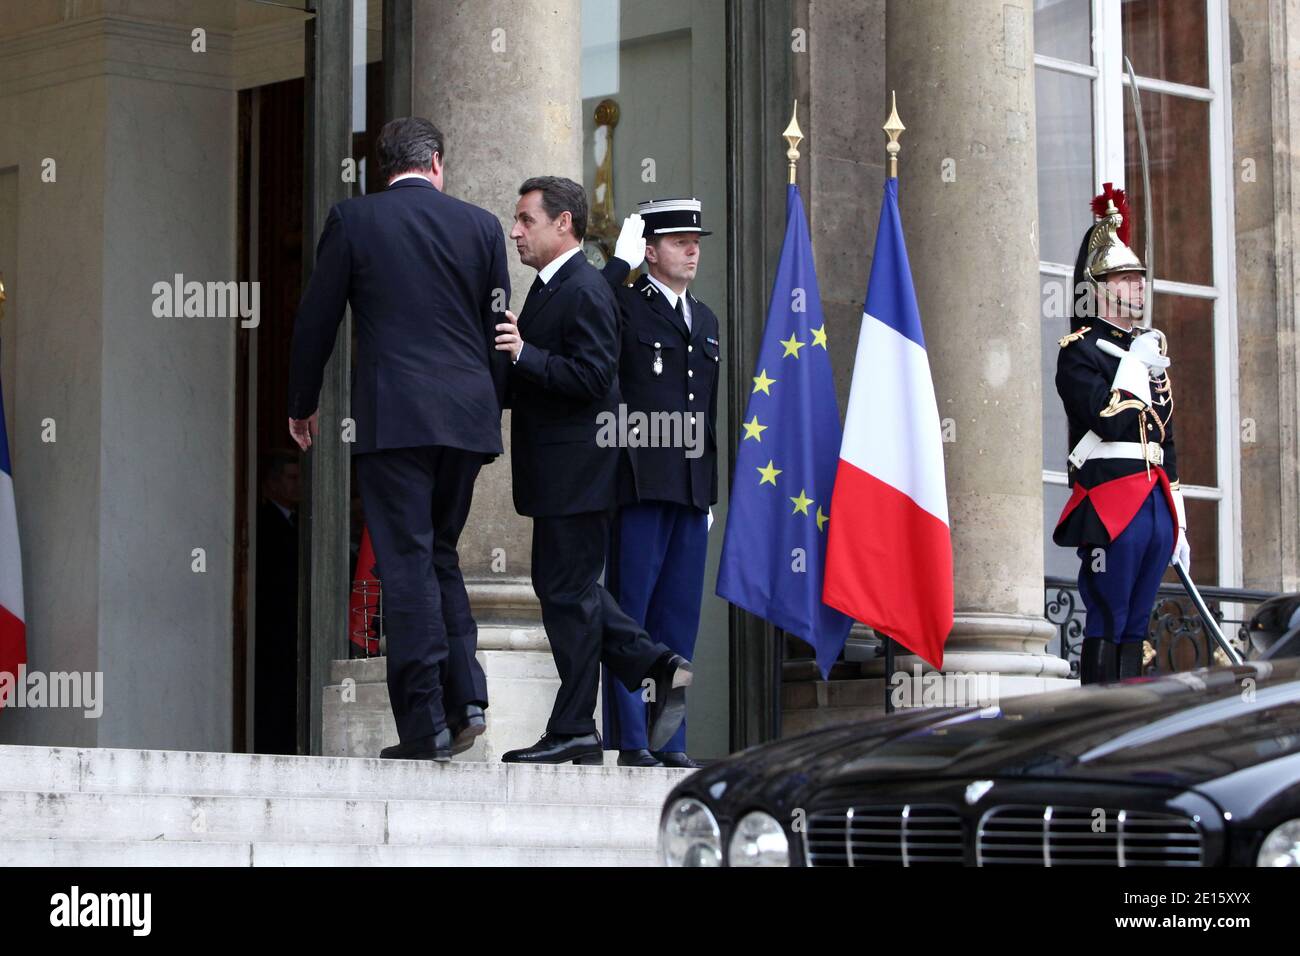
[1044,576,1275,679]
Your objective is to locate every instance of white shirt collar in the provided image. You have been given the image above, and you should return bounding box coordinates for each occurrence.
[646,273,691,326]
[388,172,430,186]
[1097,315,1138,336]
[538,245,584,285]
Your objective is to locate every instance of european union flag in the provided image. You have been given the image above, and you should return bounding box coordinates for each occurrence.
[717,184,853,677]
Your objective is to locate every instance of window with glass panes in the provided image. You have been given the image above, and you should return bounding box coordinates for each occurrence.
[1035,0,1237,586]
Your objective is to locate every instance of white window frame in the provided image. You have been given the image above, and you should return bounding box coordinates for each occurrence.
[1036,0,1240,586]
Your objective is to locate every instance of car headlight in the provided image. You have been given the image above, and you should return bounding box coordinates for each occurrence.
[1257,819,1300,867]
[728,811,790,867]
[660,797,722,867]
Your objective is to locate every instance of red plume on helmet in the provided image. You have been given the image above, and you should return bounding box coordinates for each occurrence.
[1091,182,1132,247]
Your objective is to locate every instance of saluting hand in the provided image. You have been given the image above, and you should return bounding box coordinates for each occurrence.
[496,309,523,361]
[614,213,646,270]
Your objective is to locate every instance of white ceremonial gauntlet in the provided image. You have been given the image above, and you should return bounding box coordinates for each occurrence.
[1171,488,1191,568]
[614,213,646,269]
[1111,351,1154,407]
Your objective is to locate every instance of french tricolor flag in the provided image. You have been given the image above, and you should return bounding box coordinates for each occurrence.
[0,373,25,701]
[823,178,953,668]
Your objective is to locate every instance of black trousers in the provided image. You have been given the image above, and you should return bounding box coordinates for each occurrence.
[531,510,669,736]
[354,445,490,742]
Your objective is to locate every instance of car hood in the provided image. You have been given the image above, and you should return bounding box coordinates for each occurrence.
[690,660,1300,806]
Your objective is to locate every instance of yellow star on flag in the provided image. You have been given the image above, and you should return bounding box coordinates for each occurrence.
[742,415,767,442]
[790,489,814,516]
[816,506,829,532]
[780,333,805,359]
[752,369,776,395]
[757,460,782,486]
[811,325,828,349]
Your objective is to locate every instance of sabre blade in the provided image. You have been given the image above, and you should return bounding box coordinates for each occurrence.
[1124,57,1155,330]
[1172,559,1244,665]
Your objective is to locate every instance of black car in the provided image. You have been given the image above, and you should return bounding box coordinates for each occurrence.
[660,595,1300,867]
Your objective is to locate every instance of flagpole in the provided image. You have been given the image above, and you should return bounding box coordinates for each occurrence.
[881,91,904,714]
[767,101,805,739]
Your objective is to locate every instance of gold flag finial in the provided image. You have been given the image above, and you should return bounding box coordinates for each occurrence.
[883,90,905,179]
[783,100,803,185]
[0,275,6,324]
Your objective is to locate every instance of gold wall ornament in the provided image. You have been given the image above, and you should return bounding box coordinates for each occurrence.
[783,100,802,186]
[883,90,905,180]
[585,98,621,267]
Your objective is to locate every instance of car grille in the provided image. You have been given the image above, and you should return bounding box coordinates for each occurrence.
[805,804,964,866]
[804,802,1204,867]
[976,805,1203,866]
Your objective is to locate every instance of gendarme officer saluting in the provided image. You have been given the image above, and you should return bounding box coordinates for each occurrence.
[602,198,719,768]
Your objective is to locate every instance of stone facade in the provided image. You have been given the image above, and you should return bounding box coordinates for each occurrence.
[0,0,1296,754]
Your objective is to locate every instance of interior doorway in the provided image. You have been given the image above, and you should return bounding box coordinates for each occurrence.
[236,51,385,754]
[238,76,307,755]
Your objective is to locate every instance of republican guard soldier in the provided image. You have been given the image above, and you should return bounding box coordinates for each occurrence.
[1054,185,1190,684]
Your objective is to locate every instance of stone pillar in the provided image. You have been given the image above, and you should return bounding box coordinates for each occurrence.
[0,5,239,749]
[410,0,582,626]
[1230,0,1300,592]
[882,0,1070,689]
[328,0,589,759]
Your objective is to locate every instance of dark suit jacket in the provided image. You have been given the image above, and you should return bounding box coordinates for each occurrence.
[602,261,720,511]
[288,178,510,455]
[508,251,635,517]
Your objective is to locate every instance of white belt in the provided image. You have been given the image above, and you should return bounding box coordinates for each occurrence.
[1068,429,1163,469]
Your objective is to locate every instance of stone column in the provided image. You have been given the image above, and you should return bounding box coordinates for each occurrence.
[1229,0,1300,592]
[882,0,1070,690]
[0,4,240,750]
[325,1,589,759]
[411,0,582,611]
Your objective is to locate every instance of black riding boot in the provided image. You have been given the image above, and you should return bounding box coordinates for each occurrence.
[1079,637,1118,685]
[1117,641,1145,680]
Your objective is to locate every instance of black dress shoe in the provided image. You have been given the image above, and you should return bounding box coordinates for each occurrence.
[645,653,693,751]
[379,728,453,762]
[651,751,703,769]
[450,704,487,755]
[617,749,663,767]
[501,732,603,765]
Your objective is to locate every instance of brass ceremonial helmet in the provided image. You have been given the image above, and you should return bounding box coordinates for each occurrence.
[1084,196,1145,283]
[1071,183,1146,323]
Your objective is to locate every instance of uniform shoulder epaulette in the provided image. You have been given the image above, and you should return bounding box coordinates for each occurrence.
[1058,326,1091,348]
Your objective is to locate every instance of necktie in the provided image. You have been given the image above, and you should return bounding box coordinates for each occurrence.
[675,297,690,333]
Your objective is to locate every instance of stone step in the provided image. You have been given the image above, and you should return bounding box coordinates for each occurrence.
[0,744,689,807]
[0,789,662,849]
[0,839,658,867]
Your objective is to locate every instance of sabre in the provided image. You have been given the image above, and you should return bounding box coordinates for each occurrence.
[1172,559,1244,666]
[1123,58,1225,661]
[1124,57,1156,331]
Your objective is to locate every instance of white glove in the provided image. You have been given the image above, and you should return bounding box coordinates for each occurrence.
[613,213,646,269]
[1110,351,1153,406]
[1129,330,1170,372]
[1170,489,1190,568]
